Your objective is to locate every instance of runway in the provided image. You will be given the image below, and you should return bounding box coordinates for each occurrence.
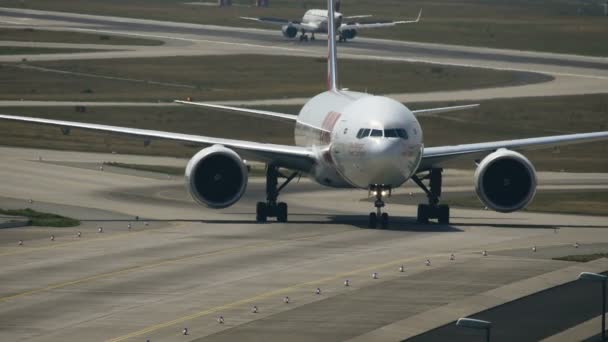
[2,7,608,106]
[0,146,606,341]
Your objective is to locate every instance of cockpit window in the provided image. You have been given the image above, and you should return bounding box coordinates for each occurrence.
[384,129,398,138]
[397,128,408,139]
[357,128,407,139]
[356,128,371,139]
[370,129,383,137]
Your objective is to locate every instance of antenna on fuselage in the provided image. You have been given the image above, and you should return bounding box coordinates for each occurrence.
[327,0,339,92]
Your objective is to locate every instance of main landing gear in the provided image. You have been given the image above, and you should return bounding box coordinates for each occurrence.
[411,168,450,224]
[299,32,315,41]
[256,165,298,223]
[368,184,391,229]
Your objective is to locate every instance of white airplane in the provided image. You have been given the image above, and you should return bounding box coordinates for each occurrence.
[241,8,421,42]
[1,0,608,228]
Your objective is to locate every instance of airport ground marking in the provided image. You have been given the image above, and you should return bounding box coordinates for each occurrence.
[106,253,442,342]
[0,222,172,258]
[0,228,353,303]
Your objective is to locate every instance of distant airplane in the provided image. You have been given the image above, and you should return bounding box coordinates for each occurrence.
[1,0,607,228]
[241,8,421,42]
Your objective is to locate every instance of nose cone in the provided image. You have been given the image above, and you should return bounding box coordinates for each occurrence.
[363,139,409,185]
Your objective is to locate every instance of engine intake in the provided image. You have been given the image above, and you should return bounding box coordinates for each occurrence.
[341,29,357,40]
[474,149,537,213]
[185,145,248,209]
[282,25,298,38]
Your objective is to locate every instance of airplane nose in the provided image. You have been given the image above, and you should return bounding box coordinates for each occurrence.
[364,139,409,185]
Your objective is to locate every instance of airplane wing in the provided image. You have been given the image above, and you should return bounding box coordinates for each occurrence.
[339,9,421,31]
[240,16,320,32]
[412,104,479,117]
[0,114,316,172]
[419,131,608,170]
[175,100,298,122]
[174,100,331,132]
[344,15,373,19]
[240,16,297,26]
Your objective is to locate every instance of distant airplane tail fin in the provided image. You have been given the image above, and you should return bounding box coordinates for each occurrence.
[327,0,339,91]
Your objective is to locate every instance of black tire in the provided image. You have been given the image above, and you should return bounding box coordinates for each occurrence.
[368,212,377,229]
[380,213,389,229]
[417,204,429,224]
[438,205,450,225]
[256,202,267,223]
[277,202,288,222]
[311,36,316,41]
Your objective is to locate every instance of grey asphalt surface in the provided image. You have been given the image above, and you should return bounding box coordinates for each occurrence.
[406,272,608,342]
[0,147,606,341]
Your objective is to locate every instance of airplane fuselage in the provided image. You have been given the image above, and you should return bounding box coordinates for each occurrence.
[301,9,342,34]
[295,90,424,189]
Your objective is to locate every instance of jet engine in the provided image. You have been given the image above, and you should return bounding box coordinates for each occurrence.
[341,29,357,40]
[185,145,248,209]
[282,25,298,38]
[474,149,537,213]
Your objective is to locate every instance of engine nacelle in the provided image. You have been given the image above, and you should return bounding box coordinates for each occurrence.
[341,29,357,40]
[282,25,298,38]
[474,149,537,213]
[185,145,248,209]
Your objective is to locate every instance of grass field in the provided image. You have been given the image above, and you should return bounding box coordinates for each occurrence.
[0,208,80,227]
[0,47,100,55]
[0,93,606,172]
[443,191,608,216]
[3,0,608,56]
[0,54,533,101]
[0,27,163,46]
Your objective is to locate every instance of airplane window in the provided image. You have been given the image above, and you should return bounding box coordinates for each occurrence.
[370,129,383,137]
[357,129,370,139]
[384,129,398,138]
[397,129,409,139]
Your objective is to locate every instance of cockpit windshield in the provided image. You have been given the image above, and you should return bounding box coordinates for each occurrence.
[356,128,408,139]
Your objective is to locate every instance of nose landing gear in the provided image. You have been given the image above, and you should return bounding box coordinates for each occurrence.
[368,185,391,229]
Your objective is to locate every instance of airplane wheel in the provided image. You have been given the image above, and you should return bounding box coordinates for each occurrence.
[311,36,316,41]
[368,212,377,229]
[417,204,429,224]
[438,205,450,225]
[256,202,267,223]
[380,213,389,229]
[277,202,288,222]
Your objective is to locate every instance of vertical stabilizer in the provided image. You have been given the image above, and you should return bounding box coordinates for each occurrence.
[327,0,339,91]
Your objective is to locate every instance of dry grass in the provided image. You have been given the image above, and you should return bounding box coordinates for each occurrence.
[0,55,528,101]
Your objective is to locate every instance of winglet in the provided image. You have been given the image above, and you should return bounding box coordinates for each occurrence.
[327,0,339,92]
[416,9,422,22]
